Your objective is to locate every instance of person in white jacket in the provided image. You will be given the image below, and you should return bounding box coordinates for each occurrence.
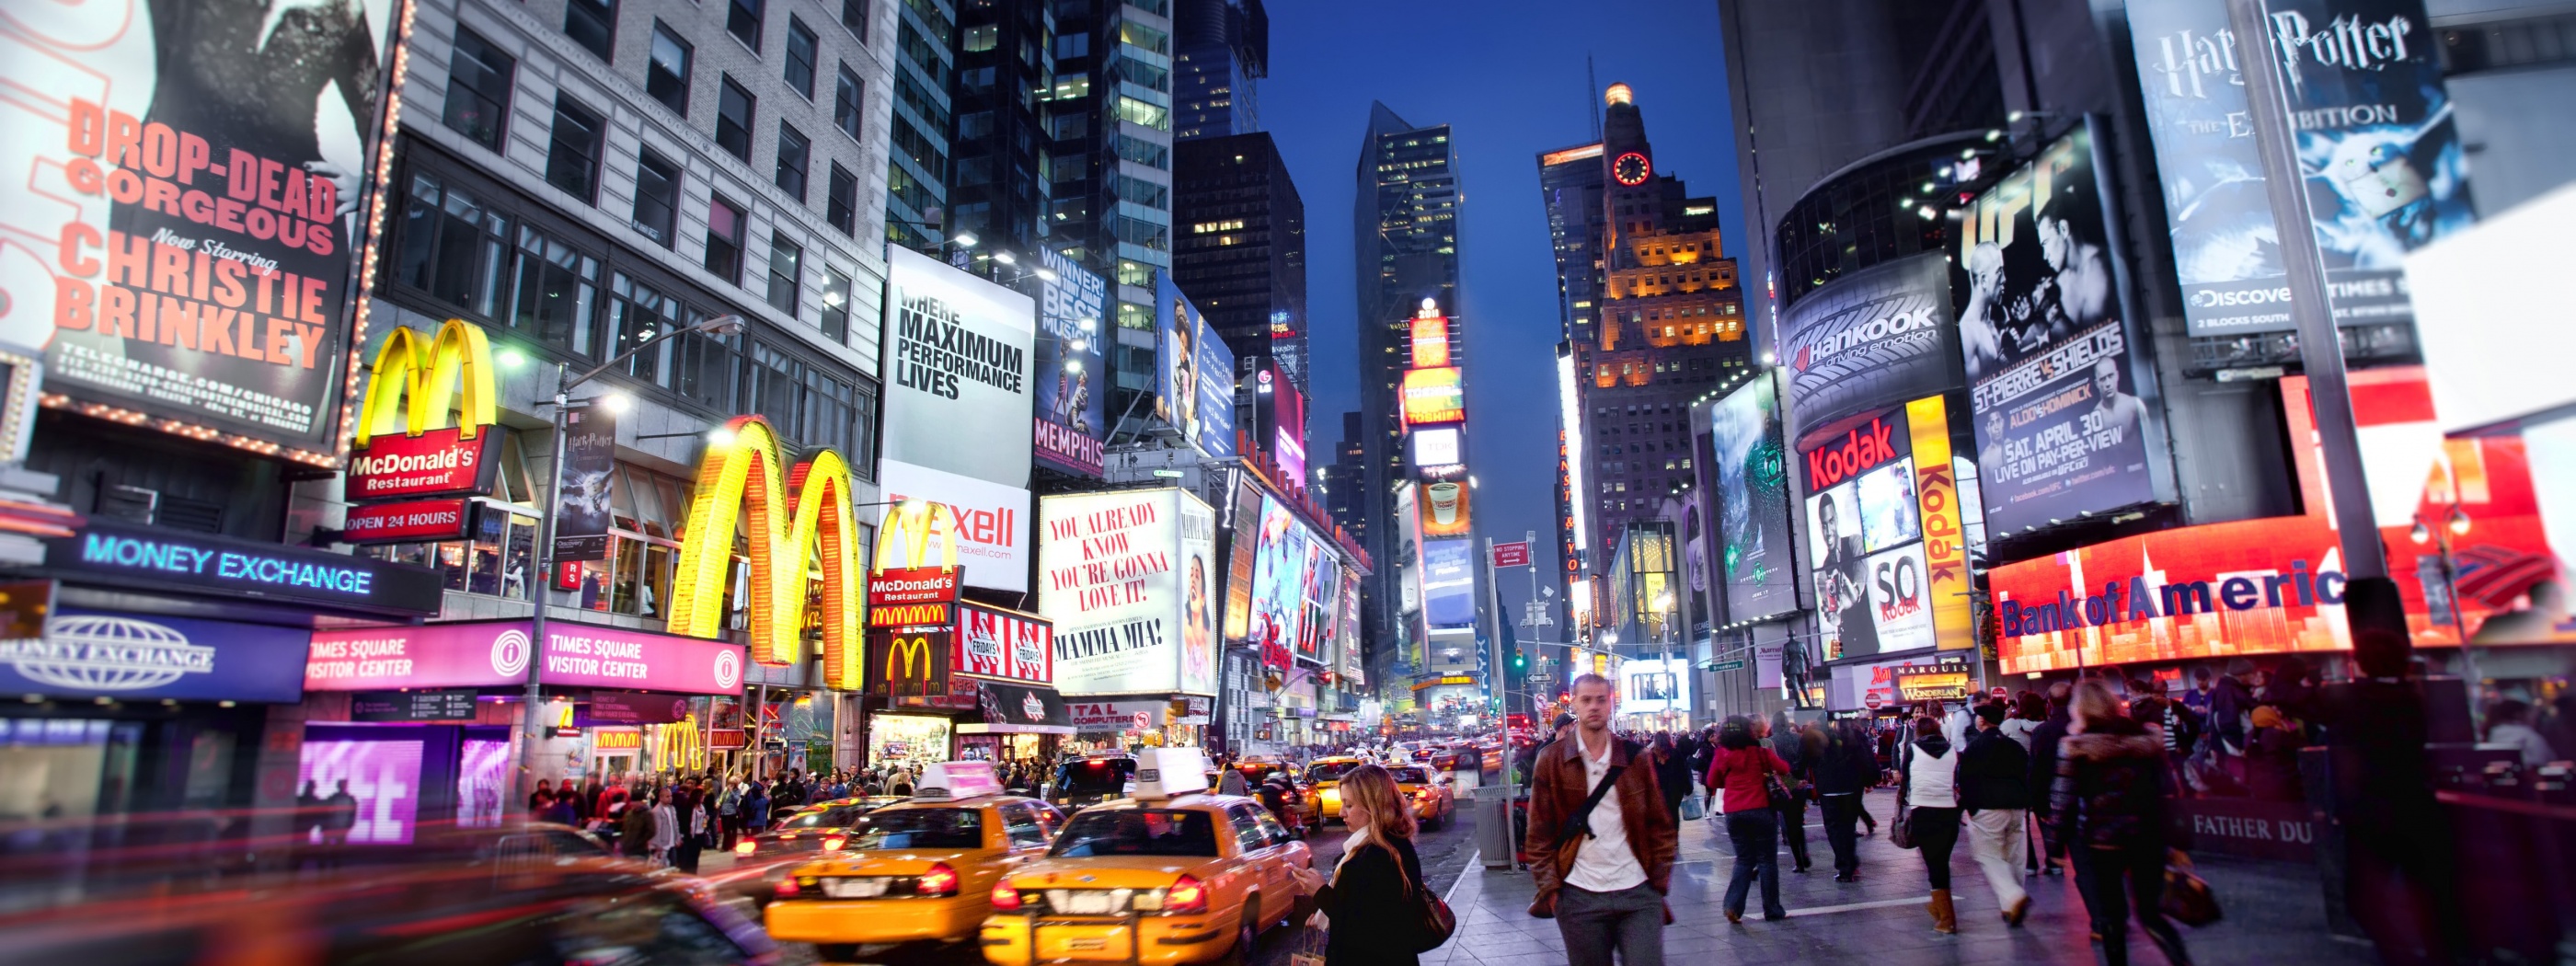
[648,789,680,868]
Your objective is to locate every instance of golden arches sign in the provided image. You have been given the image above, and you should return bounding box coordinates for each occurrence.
[354,318,497,448]
[669,415,866,688]
[875,500,962,572]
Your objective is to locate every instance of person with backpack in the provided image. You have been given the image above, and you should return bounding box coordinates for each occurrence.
[1289,764,1439,965]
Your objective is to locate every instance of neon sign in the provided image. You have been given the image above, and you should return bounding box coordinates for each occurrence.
[668,415,864,686]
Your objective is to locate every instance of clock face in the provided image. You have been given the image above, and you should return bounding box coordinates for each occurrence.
[1614,152,1651,186]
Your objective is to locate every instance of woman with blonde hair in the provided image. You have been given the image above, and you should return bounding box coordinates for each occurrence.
[1288,763,1432,965]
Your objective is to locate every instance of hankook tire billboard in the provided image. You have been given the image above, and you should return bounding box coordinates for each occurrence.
[1778,253,1959,444]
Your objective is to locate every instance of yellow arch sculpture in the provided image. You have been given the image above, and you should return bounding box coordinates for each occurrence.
[354,318,498,448]
[668,415,866,688]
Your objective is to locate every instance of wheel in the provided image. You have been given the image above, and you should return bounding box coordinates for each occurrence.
[1222,898,1261,966]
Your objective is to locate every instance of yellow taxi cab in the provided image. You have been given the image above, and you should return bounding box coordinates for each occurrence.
[765,762,1064,957]
[980,748,1313,966]
[1381,763,1456,831]
[1300,756,1366,823]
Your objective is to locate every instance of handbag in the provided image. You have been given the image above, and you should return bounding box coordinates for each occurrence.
[1889,743,1918,850]
[2161,851,2223,926]
[1680,793,1708,822]
[1347,840,1455,952]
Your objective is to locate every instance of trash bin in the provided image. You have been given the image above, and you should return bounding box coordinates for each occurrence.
[1473,784,1516,868]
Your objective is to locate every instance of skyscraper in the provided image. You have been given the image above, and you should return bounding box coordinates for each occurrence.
[1173,0,1266,141]
[888,0,956,251]
[1551,85,1751,572]
[1354,103,1476,710]
[1537,142,1606,592]
[949,0,1055,257]
[1174,133,1307,394]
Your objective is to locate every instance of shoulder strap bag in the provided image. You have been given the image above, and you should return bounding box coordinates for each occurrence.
[1528,747,1628,918]
[1890,742,1919,850]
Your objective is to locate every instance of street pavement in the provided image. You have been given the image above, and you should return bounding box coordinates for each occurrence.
[1437,789,2371,966]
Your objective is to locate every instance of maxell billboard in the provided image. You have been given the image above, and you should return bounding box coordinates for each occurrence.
[882,245,1036,487]
[6,0,408,465]
[2125,0,2473,337]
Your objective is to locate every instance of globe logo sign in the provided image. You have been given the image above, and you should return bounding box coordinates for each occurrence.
[713,649,742,690]
[1,615,215,691]
[489,629,532,678]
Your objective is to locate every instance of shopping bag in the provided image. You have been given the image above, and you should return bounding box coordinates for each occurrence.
[1680,793,1708,822]
[2161,851,2223,926]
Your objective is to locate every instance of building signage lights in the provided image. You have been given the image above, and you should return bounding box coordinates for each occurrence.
[668,415,864,685]
[1401,367,1466,425]
[346,319,501,500]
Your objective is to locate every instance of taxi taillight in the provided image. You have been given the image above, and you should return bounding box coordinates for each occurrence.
[821,834,847,852]
[918,861,960,897]
[1164,874,1208,914]
[776,879,803,899]
[734,840,756,856]
[990,880,1024,910]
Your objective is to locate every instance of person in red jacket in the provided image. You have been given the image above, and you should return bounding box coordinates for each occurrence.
[1706,715,1793,923]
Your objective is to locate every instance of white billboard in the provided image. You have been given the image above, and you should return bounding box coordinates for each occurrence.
[1618,658,1691,718]
[882,246,1036,487]
[1039,489,1219,697]
[879,459,1031,593]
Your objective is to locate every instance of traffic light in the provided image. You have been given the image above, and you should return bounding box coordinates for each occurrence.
[1512,651,1526,670]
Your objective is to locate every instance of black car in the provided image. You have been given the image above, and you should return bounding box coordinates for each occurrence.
[1047,755,1135,813]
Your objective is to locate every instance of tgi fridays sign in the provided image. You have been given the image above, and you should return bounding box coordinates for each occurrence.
[954,602,1052,685]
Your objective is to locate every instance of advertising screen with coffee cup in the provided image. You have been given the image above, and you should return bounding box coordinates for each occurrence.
[1420,479,1470,538]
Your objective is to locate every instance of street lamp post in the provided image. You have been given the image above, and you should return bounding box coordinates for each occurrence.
[2411,504,2484,727]
[518,314,747,803]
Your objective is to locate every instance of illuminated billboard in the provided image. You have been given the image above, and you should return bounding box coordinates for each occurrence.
[1992,373,2572,673]
[1246,493,1344,668]
[1410,425,1463,471]
[1410,314,1451,368]
[1706,371,1798,623]
[1033,248,1109,477]
[1419,479,1471,540]
[1155,276,1236,459]
[1038,489,1219,696]
[1402,367,1466,425]
[1954,124,2168,537]
[884,246,1037,487]
[1803,398,1972,660]
[16,0,410,466]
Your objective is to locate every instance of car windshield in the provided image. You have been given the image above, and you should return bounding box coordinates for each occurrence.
[1058,759,1134,794]
[843,809,984,850]
[780,805,862,830]
[1049,809,1220,857]
[1306,762,1360,782]
[1388,767,1431,784]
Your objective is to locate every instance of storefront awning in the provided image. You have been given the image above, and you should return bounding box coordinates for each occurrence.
[960,681,1071,733]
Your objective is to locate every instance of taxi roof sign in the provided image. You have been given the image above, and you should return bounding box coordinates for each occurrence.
[1131,747,1211,802]
[915,760,1003,800]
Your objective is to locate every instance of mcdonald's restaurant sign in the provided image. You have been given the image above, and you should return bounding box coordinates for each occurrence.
[670,415,867,688]
[867,628,950,697]
[348,319,503,501]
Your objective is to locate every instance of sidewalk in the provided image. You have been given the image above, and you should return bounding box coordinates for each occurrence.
[1439,790,2369,966]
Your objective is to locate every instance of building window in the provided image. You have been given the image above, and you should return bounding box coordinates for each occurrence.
[841,0,868,41]
[509,224,601,356]
[784,17,818,98]
[775,122,810,201]
[825,163,857,235]
[765,234,801,316]
[834,66,865,142]
[648,24,693,116]
[395,172,511,317]
[1114,96,1167,130]
[545,96,604,202]
[706,194,746,282]
[821,265,851,341]
[563,0,617,60]
[960,65,995,89]
[443,29,515,151]
[631,150,681,246]
[963,24,996,52]
[1055,33,1087,58]
[726,0,764,49]
[715,76,754,160]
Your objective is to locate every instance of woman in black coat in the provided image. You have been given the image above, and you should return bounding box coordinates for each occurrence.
[1289,764,1432,966]
[2053,681,2191,966]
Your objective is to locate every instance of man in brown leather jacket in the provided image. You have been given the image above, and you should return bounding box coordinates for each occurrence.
[1524,673,1678,966]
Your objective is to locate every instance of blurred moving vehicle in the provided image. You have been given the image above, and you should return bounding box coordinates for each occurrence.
[981,749,1313,966]
[1049,753,1137,813]
[731,796,907,861]
[1384,765,1456,830]
[766,763,1063,960]
[1301,756,1366,823]
[0,842,774,964]
[1229,756,1293,787]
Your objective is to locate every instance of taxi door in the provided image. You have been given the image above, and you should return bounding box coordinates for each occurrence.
[1221,802,1294,916]
[995,801,1059,874]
